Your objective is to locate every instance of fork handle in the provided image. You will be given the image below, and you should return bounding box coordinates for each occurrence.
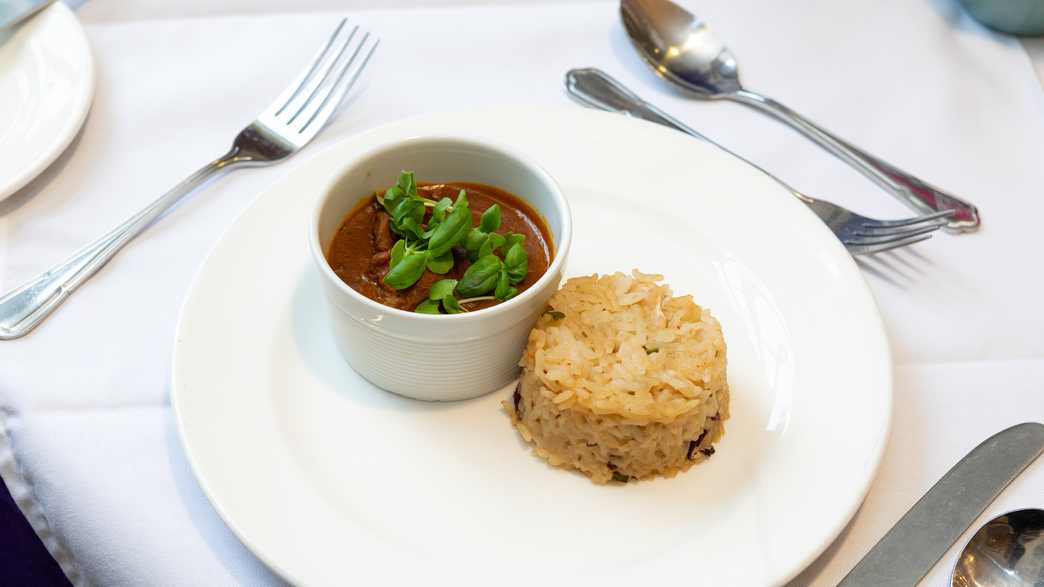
[0,149,242,340]
[566,68,712,140]
[565,68,815,206]
[729,90,979,232]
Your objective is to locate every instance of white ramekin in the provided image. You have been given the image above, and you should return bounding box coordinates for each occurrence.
[308,136,572,401]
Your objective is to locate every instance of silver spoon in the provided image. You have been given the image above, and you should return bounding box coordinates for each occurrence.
[619,0,980,232]
[952,508,1044,586]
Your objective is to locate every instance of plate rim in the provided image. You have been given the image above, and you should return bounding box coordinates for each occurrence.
[0,1,95,200]
[171,106,893,586]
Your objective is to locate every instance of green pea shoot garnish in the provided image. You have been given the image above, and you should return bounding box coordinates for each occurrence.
[374,170,530,313]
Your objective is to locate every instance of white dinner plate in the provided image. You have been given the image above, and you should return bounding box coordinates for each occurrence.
[172,107,891,586]
[0,2,93,200]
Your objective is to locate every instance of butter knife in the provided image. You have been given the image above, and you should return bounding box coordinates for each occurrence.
[838,422,1044,587]
[0,0,56,30]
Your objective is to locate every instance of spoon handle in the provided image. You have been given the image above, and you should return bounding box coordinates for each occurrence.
[730,90,979,232]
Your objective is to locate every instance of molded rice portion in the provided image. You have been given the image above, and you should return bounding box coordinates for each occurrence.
[511,270,729,483]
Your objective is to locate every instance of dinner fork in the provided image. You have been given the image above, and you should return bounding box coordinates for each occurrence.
[0,20,378,340]
[565,68,953,256]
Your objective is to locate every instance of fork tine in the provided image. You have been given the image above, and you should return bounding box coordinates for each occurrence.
[858,209,955,230]
[847,233,933,255]
[286,25,360,124]
[856,215,950,237]
[273,19,349,117]
[299,35,378,134]
[849,222,943,246]
[853,219,947,241]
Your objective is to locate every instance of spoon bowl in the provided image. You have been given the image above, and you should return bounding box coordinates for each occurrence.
[952,509,1044,587]
[620,0,739,95]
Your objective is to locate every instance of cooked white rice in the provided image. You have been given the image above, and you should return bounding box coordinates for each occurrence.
[509,270,729,483]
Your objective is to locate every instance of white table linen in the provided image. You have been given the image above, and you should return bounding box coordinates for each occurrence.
[2,0,1044,584]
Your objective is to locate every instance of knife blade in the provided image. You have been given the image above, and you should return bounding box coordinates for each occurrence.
[838,422,1044,587]
[0,0,56,30]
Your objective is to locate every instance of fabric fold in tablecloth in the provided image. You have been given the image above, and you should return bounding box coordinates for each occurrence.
[2,0,1044,585]
[0,411,82,585]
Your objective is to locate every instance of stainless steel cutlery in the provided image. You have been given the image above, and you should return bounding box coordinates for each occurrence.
[566,68,953,254]
[0,20,377,340]
[619,0,980,232]
[839,422,1044,587]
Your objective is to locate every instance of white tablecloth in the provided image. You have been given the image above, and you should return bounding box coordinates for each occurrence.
[2,1,1044,585]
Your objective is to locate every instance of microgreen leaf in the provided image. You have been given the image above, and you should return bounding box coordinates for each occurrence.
[479,232,506,258]
[383,250,429,290]
[610,471,630,483]
[427,200,470,257]
[407,198,425,225]
[504,242,528,284]
[415,299,441,314]
[543,307,565,320]
[464,228,487,261]
[427,250,454,274]
[494,267,511,300]
[380,172,427,239]
[387,197,425,239]
[479,204,501,233]
[431,197,453,225]
[442,294,465,314]
[373,174,533,312]
[428,279,458,301]
[389,196,417,223]
[395,170,416,197]
[389,239,406,269]
[504,232,525,251]
[398,216,424,241]
[382,186,404,210]
[456,254,502,297]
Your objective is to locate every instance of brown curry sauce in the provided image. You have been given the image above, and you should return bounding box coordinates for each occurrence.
[326,182,553,312]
